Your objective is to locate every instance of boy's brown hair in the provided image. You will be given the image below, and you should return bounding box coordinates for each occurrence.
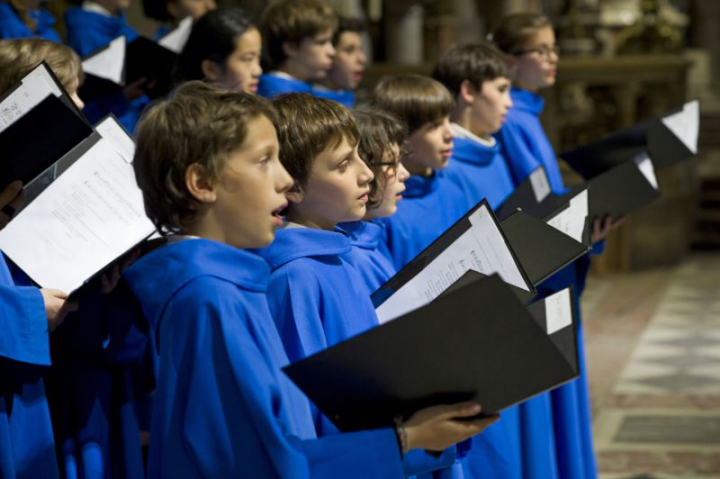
[431,42,512,98]
[133,81,277,234]
[261,0,338,67]
[333,16,366,45]
[0,38,83,95]
[271,92,358,190]
[370,74,454,134]
[352,105,406,209]
[489,13,552,54]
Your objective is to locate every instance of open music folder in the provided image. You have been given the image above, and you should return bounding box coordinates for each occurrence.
[0,116,156,293]
[371,200,536,324]
[0,62,93,192]
[284,272,579,432]
[560,100,699,179]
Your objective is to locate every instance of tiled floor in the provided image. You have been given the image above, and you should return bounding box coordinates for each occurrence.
[583,254,720,478]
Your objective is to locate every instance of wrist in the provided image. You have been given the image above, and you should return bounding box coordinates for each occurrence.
[393,416,409,456]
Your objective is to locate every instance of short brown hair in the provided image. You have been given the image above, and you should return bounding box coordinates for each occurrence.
[0,38,83,95]
[133,81,277,234]
[271,92,358,189]
[370,74,454,134]
[333,16,366,45]
[490,13,552,54]
[261,0,337,67]
[352,105,406,209]
[432,42,512,97]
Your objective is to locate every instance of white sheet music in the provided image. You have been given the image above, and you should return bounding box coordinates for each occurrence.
[546,189,588,243]
[158,16,192,54]
[96,116,135,163]
[375,204,530,323]
[0,138,154,293]
[661,100,699,154]
[0,63,61,133]
[544,288,573,335]
[82,36,126,84]
[634,152,658,190]
[529,167,551,203]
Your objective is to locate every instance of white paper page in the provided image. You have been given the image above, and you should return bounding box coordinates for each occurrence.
[96,116,135,163]
[633,152,658,190]
[544,288,572,335]
[529,167,551,203]
[375,205,529,324]
[82,36,126,84]
[546,189,588,243]
[661,100,699,154]
[0,139,155,293]
[0,64,61,133]
[158,16,192,53]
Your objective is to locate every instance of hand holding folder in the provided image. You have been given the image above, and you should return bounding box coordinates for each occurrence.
[284,273,579,432]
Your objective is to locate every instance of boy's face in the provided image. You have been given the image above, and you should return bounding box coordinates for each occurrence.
[287,29,336,81]
[405,117,454,176]
[514,26,558,91]
[168,0,216,22]
[326,31,366,90]
[208,27,262,94]
[470,77,512,136]
[288,136,374,230]
[365,143,409,220]
[212,114,293,248]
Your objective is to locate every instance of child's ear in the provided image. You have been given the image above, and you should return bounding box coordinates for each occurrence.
[201,59,222,82]
[285,182,304,204]
[281,41,299,60]
[185,163,217,204]
[459,79,476,104]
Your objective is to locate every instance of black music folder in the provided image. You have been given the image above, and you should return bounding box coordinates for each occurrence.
[284,273,579,432]
[586,152,660,220]
[371,200,536,323]
[81,35,178,100]
[500,210,590,286]
[560,100,699,179]
[0,63,93,191]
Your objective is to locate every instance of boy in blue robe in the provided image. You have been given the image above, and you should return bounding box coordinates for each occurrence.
[257,0,336,98]
[369,74,468,271]
[122,81,493,478]
[0,0,59,40]
[65,0,149,132]
[0,181,77,478]
[312,16,367,107]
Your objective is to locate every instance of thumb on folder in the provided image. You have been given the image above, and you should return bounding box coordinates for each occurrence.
[41,288,79,333]
[404,402,499,452]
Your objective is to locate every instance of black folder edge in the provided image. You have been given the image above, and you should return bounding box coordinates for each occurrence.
[6,131,155,294]
[500,210,590,286]
[646,101,699,170]
[284,273,580,432]
[371,199,536,308]
[495,165,549,221]
[538,185,592,247]
[81,35,127,87]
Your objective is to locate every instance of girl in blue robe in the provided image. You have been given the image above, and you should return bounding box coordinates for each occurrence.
[0,251,62,479]
[491,13,619,479]
[65,2,149,132]
[0,0,59,40]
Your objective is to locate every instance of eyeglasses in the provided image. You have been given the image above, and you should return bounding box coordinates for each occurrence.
[513,45,560,58]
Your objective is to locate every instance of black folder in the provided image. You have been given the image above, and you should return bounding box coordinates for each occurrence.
[560,101,699,179]
[371,199,536,310]
[500,210,590,286]
[586,156,660,220]
[284,272,579,432]
[0,65,93,191]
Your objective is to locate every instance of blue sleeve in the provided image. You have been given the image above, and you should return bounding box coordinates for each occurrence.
[497,122,541,186]
[158,282,404,478]
[265,266,329,363]
[0,284,48,369]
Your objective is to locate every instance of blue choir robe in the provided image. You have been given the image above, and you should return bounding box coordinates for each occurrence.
[380,170,469,270]
[254,227,460,476]
[312,85,355,107]
[0,2,60,41]
[336,220,395,294]
[123,237,405,478]
[0,253,59,479]
[257,72,313,98]
[64,6,149,133]
[496,86,598,479]
[152,24,170,40]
